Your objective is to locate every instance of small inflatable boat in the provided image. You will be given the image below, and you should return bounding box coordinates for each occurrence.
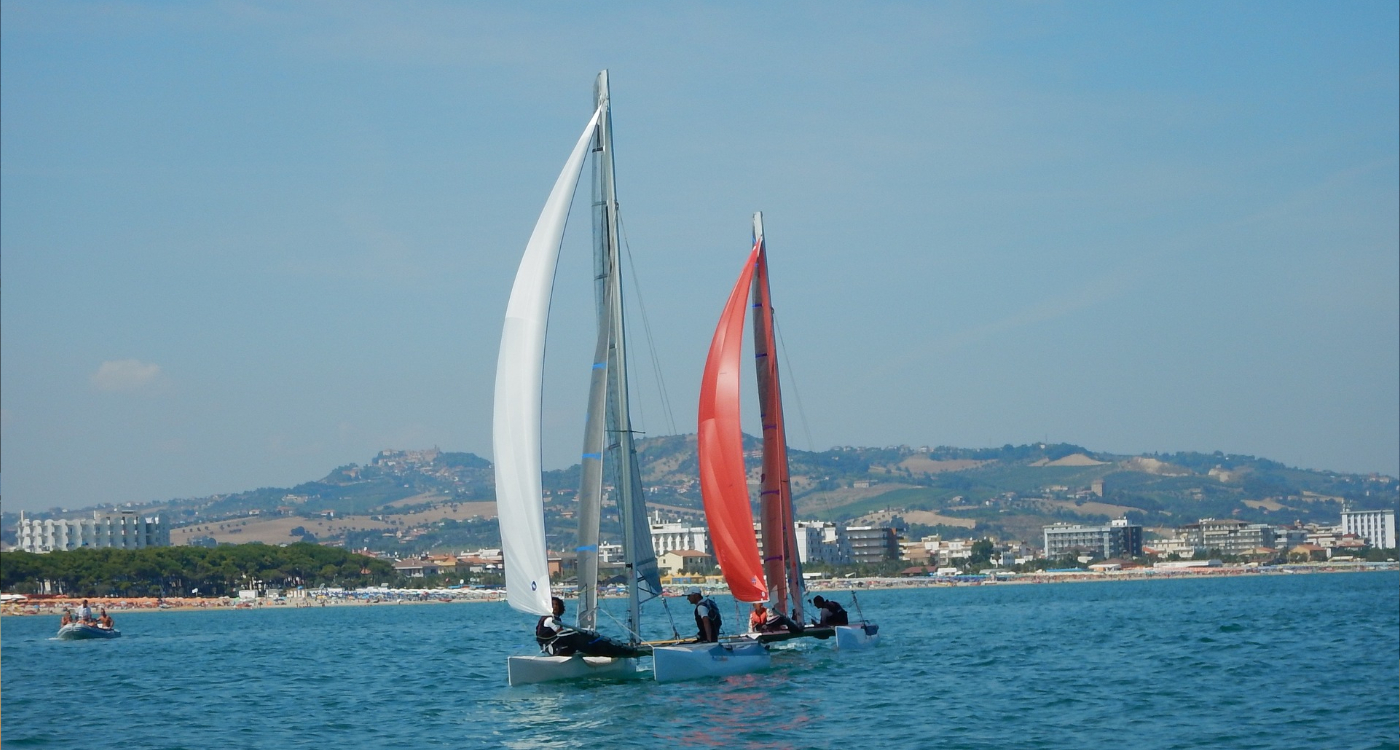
[56,623,121,640]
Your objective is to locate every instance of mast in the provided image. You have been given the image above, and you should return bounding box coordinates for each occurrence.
[591,70,661,643]
[751,212,805,621]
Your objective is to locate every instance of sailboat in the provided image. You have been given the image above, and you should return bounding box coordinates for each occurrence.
[652,214,877,682]
[650,213,794,682]
[495,71,663,687]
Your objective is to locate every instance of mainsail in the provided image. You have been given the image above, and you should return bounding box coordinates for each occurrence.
[750,213,805,620]
[577,71,662,632]
[493,107,601,616]
[697,242,768,603]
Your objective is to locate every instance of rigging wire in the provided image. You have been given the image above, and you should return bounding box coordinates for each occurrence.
[618,212,679,436]
[774,317,817,452]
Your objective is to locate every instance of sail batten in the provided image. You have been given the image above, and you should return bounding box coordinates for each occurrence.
[493,107,602,617]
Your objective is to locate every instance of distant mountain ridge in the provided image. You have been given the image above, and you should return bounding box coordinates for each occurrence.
[4,439,1395,553]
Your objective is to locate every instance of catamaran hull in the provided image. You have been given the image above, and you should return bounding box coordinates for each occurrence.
[507,655,640,686]
[651,641,771,683]
[56,624,120,640]
[834,624,880,650]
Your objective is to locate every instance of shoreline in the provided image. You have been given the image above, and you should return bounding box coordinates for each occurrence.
[3,561,1394,618]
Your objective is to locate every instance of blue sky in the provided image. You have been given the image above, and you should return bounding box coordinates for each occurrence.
[3,2,1397,513]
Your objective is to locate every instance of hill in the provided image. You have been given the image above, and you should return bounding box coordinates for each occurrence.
[4,440,1395,554]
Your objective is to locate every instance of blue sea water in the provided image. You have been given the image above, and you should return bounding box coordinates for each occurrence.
[3,572,1396,749]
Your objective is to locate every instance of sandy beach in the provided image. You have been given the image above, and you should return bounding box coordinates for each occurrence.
[4,560,1392,619]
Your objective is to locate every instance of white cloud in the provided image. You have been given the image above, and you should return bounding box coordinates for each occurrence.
[91,359,163,392]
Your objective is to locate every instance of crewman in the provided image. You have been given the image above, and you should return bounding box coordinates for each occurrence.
[686,587,721,642]
[535,596,578,656]
[810,595,849,626]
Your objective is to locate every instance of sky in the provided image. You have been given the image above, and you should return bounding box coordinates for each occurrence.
[2,1,1397,513]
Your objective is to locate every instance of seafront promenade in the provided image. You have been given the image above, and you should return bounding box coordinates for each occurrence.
[4,560,1393,618]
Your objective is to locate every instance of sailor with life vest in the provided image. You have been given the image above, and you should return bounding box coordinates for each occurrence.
[534,596,642,658]
[535,596,578,655]
[810,595,849,626]
[685,587,722,642]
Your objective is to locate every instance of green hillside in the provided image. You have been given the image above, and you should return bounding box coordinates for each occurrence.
[4,439,1395,553]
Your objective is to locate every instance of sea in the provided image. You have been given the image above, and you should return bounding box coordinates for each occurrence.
[2,571,1396,749]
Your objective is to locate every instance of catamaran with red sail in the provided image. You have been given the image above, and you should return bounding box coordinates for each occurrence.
[651,213,879,682]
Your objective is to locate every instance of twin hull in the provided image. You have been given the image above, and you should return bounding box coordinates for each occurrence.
[506,655,641,686]
[650,641,772,683]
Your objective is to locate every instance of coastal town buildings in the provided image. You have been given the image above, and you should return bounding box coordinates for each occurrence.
[1182,519,1276,556]
[1341,508,1396,549]
[844,526,900,564]
[649,519,709,558]
[658,549,715,575]
[1043,518,1144,560]
[17,510,169,553]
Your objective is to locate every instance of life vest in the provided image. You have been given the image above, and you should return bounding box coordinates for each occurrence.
[693,597,722,639]
[821,601,849,625]
[535,615,560,651]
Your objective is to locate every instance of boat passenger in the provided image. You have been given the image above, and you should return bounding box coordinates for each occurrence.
[749,603,769,632]
[810,596,849,626]
[534,596,641,658]
[535,597,577,656]
[77,600,94,624]
[98,609,114,629]
[60,610,73,627]
[686,587,721,642]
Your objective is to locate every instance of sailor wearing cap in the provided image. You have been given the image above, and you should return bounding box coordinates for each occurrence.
[684,587,722,642]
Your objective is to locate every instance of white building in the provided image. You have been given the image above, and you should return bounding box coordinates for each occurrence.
[650,520,709,557]
[1341,508,1396,549]
[794,521,852,565]
[17,510,169,553]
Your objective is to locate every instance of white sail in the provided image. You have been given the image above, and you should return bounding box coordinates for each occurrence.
[494,107,602,616]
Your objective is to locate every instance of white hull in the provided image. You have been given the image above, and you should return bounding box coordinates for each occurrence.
[507,655,640,686]
[651,641,771,683]
[834,624,880,650]
[56,624,120,640]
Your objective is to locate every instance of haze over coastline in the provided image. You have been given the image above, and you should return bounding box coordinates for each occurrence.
[2,2,1397,513]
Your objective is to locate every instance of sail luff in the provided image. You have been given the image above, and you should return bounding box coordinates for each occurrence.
[751,213,805,620]
[698,242,768,603]
[593,71,660,642]
[493,107,601,617]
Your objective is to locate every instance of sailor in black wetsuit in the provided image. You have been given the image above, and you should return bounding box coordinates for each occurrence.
[536,597,577,655]
[810,596,849,626]
[535,596,641,658]
[685,587,722,642]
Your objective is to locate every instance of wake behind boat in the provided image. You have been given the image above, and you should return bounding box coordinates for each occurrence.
[56,623,121,640]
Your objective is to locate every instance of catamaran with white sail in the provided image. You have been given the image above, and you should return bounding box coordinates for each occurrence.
[495,71,663,687]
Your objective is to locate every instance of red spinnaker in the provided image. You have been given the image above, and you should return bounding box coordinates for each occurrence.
[697,242,768,603]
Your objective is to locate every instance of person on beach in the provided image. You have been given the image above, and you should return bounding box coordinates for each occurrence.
[810,596,849,626]
[686,587,721,642]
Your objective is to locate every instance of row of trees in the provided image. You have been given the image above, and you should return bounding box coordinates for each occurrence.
[0,544,398,597]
